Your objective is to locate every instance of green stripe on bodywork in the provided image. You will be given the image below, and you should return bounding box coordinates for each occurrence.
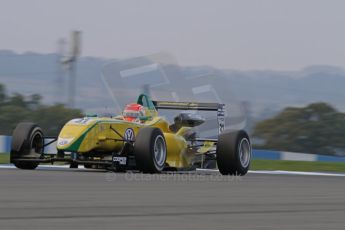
[63,121,100,152]
[67,132,88,152]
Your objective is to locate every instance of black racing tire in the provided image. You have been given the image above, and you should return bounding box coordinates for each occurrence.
[10,122,44,170]
[134,127,167,173]
[216,130,251,175]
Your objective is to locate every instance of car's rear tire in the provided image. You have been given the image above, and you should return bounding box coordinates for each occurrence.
[10,122,44,170]
[134,127,167,173]
[216,130,251,175]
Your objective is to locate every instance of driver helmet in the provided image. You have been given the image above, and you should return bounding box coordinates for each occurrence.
[123,103,146,122]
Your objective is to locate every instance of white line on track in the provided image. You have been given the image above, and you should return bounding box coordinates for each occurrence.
[1,165,345,177]
[249,170,345,177]
[196,168,345,177]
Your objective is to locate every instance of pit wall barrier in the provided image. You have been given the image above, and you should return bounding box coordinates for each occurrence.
[1,135,345,162]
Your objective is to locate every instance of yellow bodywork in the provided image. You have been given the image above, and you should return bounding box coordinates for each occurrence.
[56,116,193,168]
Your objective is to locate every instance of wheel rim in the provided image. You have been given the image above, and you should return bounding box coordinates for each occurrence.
[153,135,166,168]
[238,138,251,168]
[31,131,43,154]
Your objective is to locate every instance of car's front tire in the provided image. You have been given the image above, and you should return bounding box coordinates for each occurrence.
[134,127,167,173]
[10,122,44,170]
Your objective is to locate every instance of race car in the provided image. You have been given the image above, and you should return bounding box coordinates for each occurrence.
[10,94,252,175]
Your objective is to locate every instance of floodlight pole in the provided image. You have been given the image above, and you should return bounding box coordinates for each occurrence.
[68,59,77,108]
[56,38,65,104]
[65,31,81,108]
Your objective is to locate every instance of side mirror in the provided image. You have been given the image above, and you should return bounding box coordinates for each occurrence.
[174,112,205,127]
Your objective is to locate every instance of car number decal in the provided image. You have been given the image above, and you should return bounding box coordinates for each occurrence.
[113,156,127,165]
[69,118,94,125]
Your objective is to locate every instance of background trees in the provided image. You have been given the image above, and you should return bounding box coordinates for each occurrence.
[0,84,83,136]
[252,102,345,155]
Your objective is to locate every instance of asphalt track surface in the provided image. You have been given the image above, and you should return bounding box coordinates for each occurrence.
[1,167,345,230]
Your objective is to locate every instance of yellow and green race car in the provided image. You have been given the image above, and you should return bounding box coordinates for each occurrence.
[10,94,252,175]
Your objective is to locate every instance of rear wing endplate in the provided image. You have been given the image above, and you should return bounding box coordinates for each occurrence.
[153,100,225,134]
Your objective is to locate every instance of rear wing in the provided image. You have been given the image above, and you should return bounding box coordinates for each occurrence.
[152,100,225,134]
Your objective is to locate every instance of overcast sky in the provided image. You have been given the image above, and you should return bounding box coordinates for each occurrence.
[1,0,345,70]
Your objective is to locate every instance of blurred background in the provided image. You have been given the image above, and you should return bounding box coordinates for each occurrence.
[0,0,345,157]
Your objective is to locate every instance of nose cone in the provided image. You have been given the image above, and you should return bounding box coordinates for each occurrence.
[57,118,97,151]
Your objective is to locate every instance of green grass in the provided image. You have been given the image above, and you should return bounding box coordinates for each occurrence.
[0,153,10,164]
[251,159,345,173]
[1,153,345,172]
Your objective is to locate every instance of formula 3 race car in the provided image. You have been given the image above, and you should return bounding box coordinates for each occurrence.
[10,94,252,175]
